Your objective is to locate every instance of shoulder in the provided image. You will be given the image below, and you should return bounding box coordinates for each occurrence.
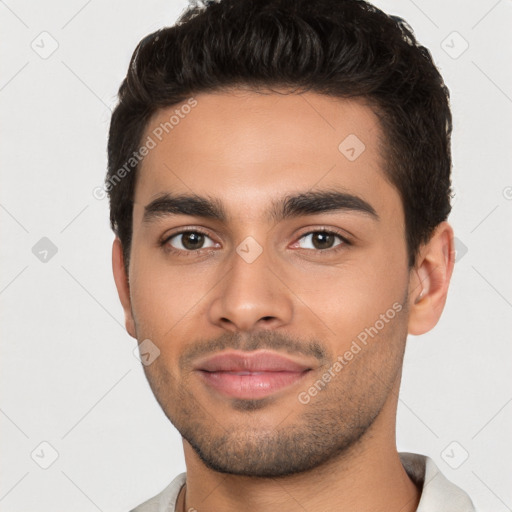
[130,473,187,512]
[400,452,476,512]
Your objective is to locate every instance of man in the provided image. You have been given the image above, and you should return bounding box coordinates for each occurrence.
[106,0,475,510]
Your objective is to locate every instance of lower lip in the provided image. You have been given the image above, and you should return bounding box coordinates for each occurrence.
[197,370,310,399]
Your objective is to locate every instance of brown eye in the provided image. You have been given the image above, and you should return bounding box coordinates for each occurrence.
[166,231,216,251]
[297,231,345,251]
[182,232,204,250]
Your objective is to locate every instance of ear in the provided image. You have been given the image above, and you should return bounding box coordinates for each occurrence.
[112,237,136,339]
[407,222,455,335]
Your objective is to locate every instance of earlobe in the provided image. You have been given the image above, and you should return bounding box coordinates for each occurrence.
[407,222,455,335]
[112,238,137,339]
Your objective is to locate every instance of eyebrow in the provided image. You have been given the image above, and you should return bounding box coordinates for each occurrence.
[142,189,379,225]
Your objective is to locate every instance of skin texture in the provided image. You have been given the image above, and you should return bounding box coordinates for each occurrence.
[112,89,455,512]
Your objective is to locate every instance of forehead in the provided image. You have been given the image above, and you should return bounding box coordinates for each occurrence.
[134,89,401,222]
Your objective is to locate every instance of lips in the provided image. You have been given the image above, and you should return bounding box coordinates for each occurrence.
[194,350,313,399]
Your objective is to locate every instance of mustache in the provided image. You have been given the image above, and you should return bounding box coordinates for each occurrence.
[179,330,330,370]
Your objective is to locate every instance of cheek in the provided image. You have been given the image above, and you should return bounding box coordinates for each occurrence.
[128,251,214,346]
[128,225,409,352]
[288,247,408,345]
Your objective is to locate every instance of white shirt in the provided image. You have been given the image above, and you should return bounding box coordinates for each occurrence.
[131,452,476,511]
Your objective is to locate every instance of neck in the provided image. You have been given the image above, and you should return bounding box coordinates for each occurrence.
[178,395,420,512]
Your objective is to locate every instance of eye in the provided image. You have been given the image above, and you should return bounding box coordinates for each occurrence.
[164,230,217,252]
[160,228,350,256]
[296,230,347,251]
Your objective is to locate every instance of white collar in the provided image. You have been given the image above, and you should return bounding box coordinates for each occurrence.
[131,452,475,511]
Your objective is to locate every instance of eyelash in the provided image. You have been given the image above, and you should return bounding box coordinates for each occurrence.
[159,227,351,257]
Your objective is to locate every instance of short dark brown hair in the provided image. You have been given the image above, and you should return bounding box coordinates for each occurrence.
[106,0,452,272]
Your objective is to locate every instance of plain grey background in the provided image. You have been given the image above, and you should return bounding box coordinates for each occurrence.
[1,0,511,510]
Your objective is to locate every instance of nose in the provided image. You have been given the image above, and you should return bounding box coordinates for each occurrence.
[207,243,294,332]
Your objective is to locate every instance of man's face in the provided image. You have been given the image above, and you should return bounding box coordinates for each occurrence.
[125,89,414,476]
